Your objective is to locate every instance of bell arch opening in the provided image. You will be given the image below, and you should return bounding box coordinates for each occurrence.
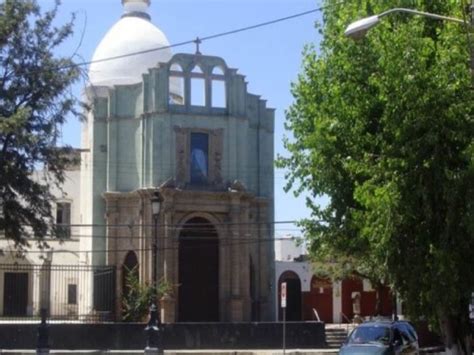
[178,217,219,322]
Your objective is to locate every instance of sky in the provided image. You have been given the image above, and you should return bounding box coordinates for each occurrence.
[38,0,325,239]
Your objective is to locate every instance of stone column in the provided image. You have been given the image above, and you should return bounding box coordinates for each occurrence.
[257,201,272,320]
[229,194,243,321]
[104,199,121,320]
[239,200,251,321]
[160,192,176,323]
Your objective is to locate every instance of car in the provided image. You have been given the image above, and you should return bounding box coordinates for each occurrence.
[339,320,419,355]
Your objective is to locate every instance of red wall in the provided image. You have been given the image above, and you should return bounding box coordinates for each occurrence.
[341,278,392,322]
[302,277,333,323]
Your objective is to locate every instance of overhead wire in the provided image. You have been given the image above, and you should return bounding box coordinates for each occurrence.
[5,236,305,255]
[56,2,340,70]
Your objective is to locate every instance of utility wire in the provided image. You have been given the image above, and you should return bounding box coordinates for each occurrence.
[20,220,303,228]
[2,237,303,255]
[59,3,338,70]
[20,233,304,240]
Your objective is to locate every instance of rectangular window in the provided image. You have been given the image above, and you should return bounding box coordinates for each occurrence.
[190,133,209,184]
[56,202,71,238]
[67,284,77,305]
[191,78,206,106]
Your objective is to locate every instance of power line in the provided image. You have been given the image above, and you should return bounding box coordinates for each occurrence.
[59,3,337,70]
[20,231,304,240]
[1,236,305,255]
[20,220,303,228]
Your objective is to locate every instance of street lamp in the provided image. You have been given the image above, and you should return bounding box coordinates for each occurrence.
[345,8,466,39]
[151,192,162,290]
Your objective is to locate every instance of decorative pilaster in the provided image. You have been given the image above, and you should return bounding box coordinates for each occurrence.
[229,193,243,321]
[160,189,177,323]
[239,200,251,321]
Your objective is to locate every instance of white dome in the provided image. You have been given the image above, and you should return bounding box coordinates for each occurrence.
[88,1,173,88]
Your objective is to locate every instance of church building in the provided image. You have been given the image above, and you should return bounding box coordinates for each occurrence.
[80,0,276,322]
[0,0,275,323]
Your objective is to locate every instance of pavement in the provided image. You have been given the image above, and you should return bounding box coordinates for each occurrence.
[0,351,339,355]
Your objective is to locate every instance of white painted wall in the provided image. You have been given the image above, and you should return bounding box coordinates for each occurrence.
[274,237,303,261]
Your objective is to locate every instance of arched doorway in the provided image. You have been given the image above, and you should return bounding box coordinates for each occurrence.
[178,217,219,321]
[278,271,302,321]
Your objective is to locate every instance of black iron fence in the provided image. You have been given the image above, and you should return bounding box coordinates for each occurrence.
[0,263,116,322]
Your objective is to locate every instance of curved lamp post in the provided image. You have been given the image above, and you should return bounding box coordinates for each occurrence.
[344,8,466,39]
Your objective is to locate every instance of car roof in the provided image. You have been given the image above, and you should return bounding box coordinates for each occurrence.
[358,320,412,328]
[358,321,394,327]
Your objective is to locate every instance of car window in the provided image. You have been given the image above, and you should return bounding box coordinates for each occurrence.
[397,322,417,342]
[348,326,391,345]
[404,322,418,341]
[396,326,412,344]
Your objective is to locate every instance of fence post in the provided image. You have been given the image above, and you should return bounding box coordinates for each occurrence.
[36,308,49,355]
[144,304,163,355]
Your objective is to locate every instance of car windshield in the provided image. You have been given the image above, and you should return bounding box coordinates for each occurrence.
[348,326,391,345]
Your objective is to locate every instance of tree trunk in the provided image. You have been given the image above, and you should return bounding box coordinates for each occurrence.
[374,282,384,317]
[439,313,472,355]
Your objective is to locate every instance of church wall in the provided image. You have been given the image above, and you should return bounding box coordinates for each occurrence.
[115,119,141,191]
[114,84,143,118]
[91,118,108,266]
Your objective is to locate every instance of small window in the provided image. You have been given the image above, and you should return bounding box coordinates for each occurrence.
[190,132,209,184]
[212,79,226,108]
[212,66,225,75]
[191,78,206,106]
[56,202,71,238]
[169,77,184,105]
[191,65,204,74]
[169,63,184,105]
[170,63,183,72]
[68,284,77,305]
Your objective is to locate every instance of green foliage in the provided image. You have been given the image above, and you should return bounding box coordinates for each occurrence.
[121,267,156,322]
[0,0,81,245]
[279,0,474,348]
[121,267,174,322]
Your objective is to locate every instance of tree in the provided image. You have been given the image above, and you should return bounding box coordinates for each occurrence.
[278,1,474,353]
[0,0,81,246]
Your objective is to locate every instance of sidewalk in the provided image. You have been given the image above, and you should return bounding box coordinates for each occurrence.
[1,350,339,355]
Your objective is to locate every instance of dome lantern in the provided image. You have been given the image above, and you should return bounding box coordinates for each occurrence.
[88,0,174,88]
[122,0,151,20]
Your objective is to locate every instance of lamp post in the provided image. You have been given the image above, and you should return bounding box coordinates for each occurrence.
[145,194,163,355]
[344,6,474,75]
[151,193,161,291]
[344,8,466,39]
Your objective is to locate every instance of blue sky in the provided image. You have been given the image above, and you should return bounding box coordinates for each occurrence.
[39,0,325,238]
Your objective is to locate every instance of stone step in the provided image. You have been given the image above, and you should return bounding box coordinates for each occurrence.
[325,327,348,349]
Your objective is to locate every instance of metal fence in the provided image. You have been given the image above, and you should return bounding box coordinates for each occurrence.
[0,263,116,322]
